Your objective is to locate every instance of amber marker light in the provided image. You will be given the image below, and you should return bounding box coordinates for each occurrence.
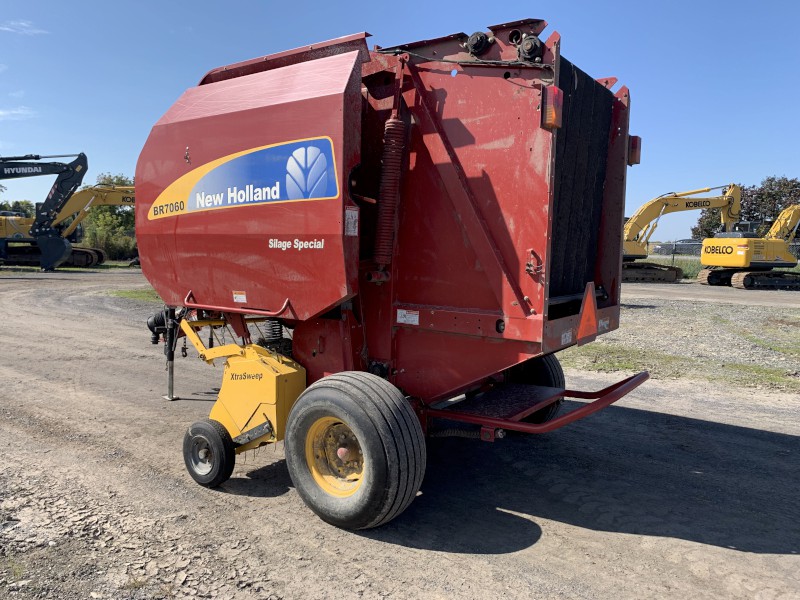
[542,85,563,129]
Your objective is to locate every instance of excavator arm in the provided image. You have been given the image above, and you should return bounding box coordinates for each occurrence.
[0,153,82,180]
[766,204,800,243]
[0,153,88,269]
[623,184,741,260]
[56,185,135,238]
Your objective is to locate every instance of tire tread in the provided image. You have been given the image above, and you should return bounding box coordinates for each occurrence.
[297,372,426,529]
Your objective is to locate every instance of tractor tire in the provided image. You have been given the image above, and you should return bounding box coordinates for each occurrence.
[506,354,565,423]
[285,372,426,530]
[183,419,236,488]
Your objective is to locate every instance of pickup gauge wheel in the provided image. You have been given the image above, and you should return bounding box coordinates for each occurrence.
[183,419,235,488]
[285,372,426,529]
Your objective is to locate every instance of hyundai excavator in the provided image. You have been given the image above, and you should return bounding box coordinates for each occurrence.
[0,153,135,269]
[699,204,800,289]
[622,184,741,283]
[1,153,87,269]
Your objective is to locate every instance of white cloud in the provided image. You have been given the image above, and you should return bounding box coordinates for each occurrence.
[0,20,48,35]
[0,106,35,121]
[8,90,24,98]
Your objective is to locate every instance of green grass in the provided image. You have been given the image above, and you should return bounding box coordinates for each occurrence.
[722,362,798,387]
[560,344,686,376]
[560,340,800,392]
[109,288,161,303]
[741,333,800,358]
[643,249,800,279]
[642,256,705,279]
[2,557,26,581]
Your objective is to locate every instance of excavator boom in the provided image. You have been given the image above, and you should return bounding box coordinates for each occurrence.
[623,184,741,258]
[57,185,135,237]
[766,204,800,243]
[622,184,741,283]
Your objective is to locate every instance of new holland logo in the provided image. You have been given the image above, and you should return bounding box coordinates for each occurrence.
[286,146,330,200]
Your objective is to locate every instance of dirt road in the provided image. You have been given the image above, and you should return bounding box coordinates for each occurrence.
[622,280,800,308]
[1,272,798,599]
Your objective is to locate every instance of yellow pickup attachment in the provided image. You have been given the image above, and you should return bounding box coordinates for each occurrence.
[180,319,306,452]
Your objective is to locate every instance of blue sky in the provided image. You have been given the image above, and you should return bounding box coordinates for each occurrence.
[1,0,797,241]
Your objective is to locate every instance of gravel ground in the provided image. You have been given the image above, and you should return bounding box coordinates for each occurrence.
[1,271,798,599]
[561,284,800,392]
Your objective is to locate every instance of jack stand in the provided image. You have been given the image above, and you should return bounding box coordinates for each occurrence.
[163,307,180,401]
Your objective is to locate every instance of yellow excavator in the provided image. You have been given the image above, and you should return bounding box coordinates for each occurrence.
[699,204,800,289]
[0,183,135,268]
[622,184,741,283]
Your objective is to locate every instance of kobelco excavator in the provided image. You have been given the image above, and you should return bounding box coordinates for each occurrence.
[0,153,135,269]
[699,204,800,289]
[622,184,741,282]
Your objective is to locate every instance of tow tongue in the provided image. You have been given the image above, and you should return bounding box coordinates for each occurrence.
[36,236,72,271]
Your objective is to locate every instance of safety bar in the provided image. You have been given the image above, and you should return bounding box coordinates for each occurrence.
[424,371,649,435]
[183,290,291,317]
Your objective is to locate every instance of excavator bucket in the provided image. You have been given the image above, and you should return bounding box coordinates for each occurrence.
[37,236,72,271]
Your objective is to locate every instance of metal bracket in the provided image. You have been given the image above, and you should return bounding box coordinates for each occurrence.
[233,419,274,446]
[525,248,544,279]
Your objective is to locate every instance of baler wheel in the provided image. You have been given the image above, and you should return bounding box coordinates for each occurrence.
[506,354,565,423]
[285,372,426,529]
[183,419,236,488]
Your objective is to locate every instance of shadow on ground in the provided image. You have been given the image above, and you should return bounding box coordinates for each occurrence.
[366,403,800,554]
[223,403,800,555]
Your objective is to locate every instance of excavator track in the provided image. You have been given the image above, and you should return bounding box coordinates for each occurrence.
[92,248,107,265]
[1,245,108,268]
[622,262,683,283]
[730,270,800,290]
[697,267,734,286]
[65,248,101,268]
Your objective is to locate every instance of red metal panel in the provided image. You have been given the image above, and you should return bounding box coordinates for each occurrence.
[292,314,364,384]
[394,63,554,320]
[594,86,632,305]
[199,33,371,85]
[136,50,365,321]
[392,327,543,402]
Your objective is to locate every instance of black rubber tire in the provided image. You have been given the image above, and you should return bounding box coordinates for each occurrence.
[183,419,236,488]
[284,372,426,530]
[506,354,565,423]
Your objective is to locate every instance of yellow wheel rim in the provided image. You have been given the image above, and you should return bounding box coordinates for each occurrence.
[304,416,364,498]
